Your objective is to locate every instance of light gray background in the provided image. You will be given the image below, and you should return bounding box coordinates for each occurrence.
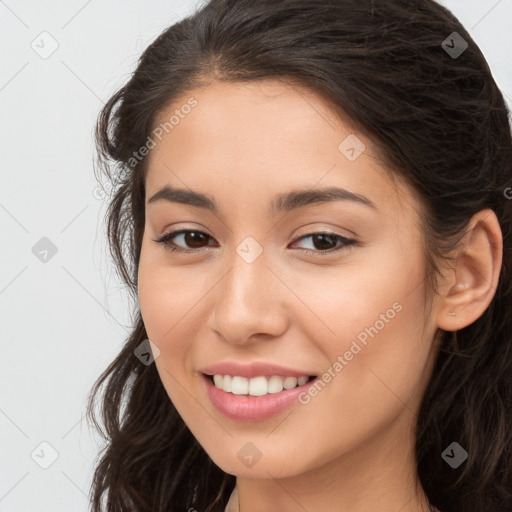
[1,1,511,511]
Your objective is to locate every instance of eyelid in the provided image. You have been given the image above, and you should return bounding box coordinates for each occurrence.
[292,224,356,242]
[153,227,358,256]
[155,222,355,242]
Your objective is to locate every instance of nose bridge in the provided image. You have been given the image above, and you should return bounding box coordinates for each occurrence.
[209,235,287,342]
[222,238,273,314]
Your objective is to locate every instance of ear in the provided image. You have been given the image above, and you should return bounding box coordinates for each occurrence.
[435,208,503,332]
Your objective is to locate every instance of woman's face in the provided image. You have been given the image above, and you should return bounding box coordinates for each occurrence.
[137,80,441,479]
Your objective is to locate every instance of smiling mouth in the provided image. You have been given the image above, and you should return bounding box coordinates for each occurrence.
[204,373,317,396]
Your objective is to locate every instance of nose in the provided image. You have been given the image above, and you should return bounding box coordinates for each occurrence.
[207,245,289,345]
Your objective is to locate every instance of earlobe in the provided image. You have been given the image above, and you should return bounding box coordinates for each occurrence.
[435,209,503,332]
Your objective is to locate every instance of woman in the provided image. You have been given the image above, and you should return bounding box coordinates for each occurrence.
[87,1,512,511]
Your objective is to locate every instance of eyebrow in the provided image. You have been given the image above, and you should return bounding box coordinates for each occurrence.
[147,184,377,215]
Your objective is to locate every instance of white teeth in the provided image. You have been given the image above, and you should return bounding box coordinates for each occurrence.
[283,376,297,389]
[231,376,249,395]
[211,374,312,396]
[267,375,284,393]
[248,376,267,396]
[297,376,309,386]
[224,375,232,393]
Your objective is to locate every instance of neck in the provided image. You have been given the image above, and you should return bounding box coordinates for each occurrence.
[228,474,434,512]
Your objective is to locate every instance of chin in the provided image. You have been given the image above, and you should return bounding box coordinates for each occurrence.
[206,445,307,479]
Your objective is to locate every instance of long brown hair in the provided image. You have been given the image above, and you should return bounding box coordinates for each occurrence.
[86,1,512,510]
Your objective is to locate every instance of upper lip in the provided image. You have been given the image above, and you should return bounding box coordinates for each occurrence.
[198,361,317,379]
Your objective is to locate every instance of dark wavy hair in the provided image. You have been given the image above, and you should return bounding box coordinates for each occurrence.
[86,1,512,511]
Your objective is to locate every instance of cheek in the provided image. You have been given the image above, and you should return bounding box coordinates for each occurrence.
[137,252,215,404]
[287,242,423,345]
[285,281,430,471]
[137,245,202,345]
[137,258,202,412]
[295,241,430,400]
[137,262,169,342]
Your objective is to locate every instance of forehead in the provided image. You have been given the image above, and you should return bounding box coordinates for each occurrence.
[150,79,355,159]
[144,79,415,218]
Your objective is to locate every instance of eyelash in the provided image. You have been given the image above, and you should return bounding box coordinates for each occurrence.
[152,229,358,257]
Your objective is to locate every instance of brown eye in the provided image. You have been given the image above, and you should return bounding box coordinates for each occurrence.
[290,232,357,256]
[153,229,357,257]
[153,229,214,253]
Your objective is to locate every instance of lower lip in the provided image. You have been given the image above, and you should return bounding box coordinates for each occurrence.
[201,374,317,422]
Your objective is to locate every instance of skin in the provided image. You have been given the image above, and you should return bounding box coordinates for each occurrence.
[137,80,503,512]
